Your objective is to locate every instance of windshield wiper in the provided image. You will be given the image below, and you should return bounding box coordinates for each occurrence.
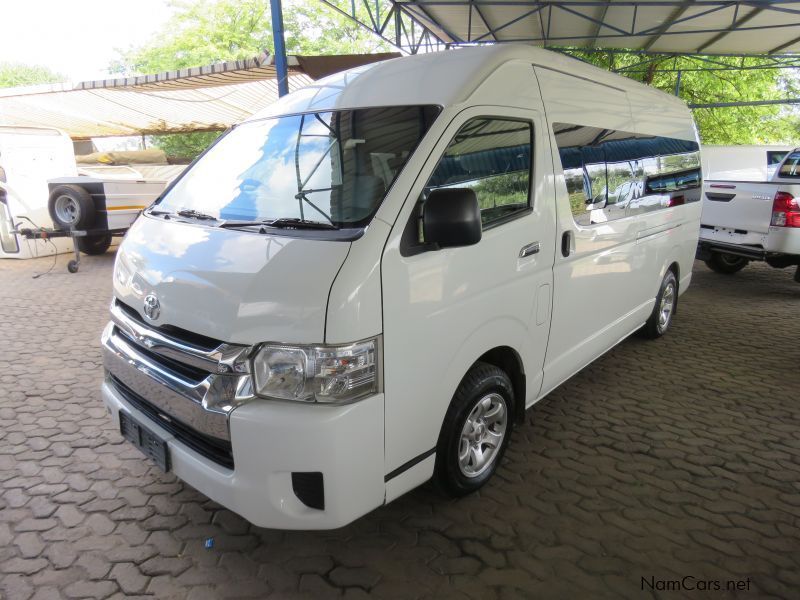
[264,218,339,230]
[176,208,218,220]
[146,207,219,221]
[220,217,339,231]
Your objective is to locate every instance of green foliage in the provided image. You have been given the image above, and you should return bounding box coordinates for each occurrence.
[110,0,273,74]
[112,0,389,160]
[0,62,63,88]
[570,51,800,145]
[147,131,222,162]
[111,0,389,75]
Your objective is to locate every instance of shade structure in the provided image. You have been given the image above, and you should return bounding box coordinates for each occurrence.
[0,52,399,139]
[344,1,800,55]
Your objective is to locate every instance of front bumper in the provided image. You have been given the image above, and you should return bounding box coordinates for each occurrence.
[102,379,386,529]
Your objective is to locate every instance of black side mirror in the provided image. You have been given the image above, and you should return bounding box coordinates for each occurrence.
[422,188,482,249]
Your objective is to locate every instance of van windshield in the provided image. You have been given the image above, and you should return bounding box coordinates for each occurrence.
[156,105,440,229]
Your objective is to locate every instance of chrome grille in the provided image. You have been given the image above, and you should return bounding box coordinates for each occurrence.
[102,299,255,446]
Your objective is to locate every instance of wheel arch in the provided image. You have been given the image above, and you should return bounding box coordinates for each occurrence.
[437,317,532,439]
[474,346,526,424]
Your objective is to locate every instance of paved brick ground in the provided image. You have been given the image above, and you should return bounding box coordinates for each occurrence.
[0,253,798,600]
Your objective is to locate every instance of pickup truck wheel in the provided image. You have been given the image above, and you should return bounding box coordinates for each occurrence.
[77,233,112,255]
[48,185,95,230]
[434,362,515,497]
[705,253,748,274]
[641,270,678,339]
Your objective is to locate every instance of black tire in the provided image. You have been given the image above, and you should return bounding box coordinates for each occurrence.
[434,362,515,497]
[77,234,112,256]
[704,252,748,275]
[48,184,95,230]
[641,269,678,339]
[67,260,79,274]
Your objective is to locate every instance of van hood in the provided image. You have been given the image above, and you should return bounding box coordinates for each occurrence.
[112,216,350,345]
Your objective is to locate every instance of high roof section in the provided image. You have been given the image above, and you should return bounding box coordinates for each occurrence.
[322,1,800,56]
[246,44,683,120]
[0,53,398,139]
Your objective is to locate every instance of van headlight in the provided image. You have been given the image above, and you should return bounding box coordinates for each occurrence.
[252,337,380,404]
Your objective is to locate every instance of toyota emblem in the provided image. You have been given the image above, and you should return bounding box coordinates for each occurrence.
[143,293,161,321]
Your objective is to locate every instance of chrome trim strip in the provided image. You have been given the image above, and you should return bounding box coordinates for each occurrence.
[102,322,254,441]
[110,301,251,374]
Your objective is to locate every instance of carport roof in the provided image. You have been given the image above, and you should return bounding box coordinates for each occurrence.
[343,1,800,55]
[0,52,399,139]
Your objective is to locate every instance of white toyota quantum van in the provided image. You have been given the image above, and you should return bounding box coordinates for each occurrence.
[101,45,702,529]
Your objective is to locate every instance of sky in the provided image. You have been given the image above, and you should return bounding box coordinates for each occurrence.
[0,0,174,82]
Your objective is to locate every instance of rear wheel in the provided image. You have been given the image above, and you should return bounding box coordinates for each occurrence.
[48,185,95,230]
[77,233,112,256]
[434,362,515,497]
[705,252,748,274]
[641,270,678,339]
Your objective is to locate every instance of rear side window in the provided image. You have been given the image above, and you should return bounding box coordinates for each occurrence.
[552,123,701,226]
[778,152,800,178]
[423,117,533,228]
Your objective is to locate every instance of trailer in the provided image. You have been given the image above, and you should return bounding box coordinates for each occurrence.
[16,224,129,273]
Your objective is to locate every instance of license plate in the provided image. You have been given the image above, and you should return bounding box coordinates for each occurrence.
[119,411,170,471]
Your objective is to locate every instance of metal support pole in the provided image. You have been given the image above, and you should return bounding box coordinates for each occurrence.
[674,70,682,96]
[270,0,289,97]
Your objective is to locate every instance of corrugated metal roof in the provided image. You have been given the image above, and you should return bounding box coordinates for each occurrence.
[0,52,399,139]
[394,1,800,54]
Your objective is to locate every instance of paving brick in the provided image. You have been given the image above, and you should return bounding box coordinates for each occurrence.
[2,251,799,599]
[109,562,149,595]
[63,579,117,599]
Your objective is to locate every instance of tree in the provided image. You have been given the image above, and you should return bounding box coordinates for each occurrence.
[0,63,63,88]
[111,0,388,75]
[570,51,800,145]
[112,0,389,159]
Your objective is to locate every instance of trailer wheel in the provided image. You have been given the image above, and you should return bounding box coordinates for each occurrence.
[77,234,112,256]
[48,185,95,230]
[705,253,748,274]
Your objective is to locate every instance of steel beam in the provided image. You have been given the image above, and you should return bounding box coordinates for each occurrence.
[642,1,693,51]
[689,98,800,108]
[270,0,289,97]
[696,6,764,53]
[586,2,609,47]
[769,33,800,54]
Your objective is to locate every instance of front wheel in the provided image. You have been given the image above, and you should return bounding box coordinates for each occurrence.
[434,362,515,497]
[705,252,748,274]
[641,270,678,339]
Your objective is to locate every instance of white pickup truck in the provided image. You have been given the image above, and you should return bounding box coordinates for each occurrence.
[697,148,800,282]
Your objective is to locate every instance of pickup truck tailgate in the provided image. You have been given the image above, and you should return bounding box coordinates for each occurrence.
[702,181,778,234]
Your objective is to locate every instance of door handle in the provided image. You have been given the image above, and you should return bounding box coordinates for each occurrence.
[561,231,572,257]
[519,241,540,258]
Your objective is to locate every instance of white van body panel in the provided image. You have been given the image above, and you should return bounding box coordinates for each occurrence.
[101,45,701,529]
[114,216,349,345]
[0,126,76,258]
[380,101,557,477]
[324,220,387,344]
[537,66,700,395]
[102,381,385,529]
[536,66,645,394]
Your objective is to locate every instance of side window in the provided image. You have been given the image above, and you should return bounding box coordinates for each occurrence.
[553,122,701,225]
[553,124,611,226]
[778,151,800,178]
[424,117,532,229]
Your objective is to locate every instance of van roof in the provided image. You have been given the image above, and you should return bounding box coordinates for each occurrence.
[247,44,684,121]
[0,125,66,136]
